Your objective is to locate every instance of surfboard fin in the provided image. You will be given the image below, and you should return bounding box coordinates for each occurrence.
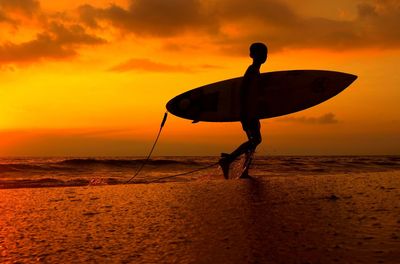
[192,120,200,124]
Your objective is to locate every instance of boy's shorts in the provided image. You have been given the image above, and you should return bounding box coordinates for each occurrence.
[241,118,260,132]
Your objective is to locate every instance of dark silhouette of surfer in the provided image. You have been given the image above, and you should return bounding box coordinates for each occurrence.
[219,42,268,179]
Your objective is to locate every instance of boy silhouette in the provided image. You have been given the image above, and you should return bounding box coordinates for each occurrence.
[219,42,268,179]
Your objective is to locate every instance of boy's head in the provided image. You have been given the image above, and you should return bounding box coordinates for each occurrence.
[250,42,268,64]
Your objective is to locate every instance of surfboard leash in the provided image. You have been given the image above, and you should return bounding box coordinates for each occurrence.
[147,151,256,183]
[146,161,220,183]
[124,111,249,184]
[147,150,258,183]
[126,112,168,184]
[125,111,220,184]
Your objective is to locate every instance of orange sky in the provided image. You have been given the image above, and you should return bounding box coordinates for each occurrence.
[0,0,399,156]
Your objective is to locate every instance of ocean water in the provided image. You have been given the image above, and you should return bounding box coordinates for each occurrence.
[0,156,399,189]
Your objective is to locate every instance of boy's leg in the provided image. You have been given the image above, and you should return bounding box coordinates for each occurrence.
[219,154,231,179]
[225,119,260,161]
[219,119,261,179]
[240,122,261,178]
[225,141,253,161]
[219,137,253,179]
[240,149,255,178]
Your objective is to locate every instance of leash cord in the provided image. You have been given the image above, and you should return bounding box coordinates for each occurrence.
[146,162,219,183]
[125,112,222,184]
[146,151,254,184]
[126,112,168,184]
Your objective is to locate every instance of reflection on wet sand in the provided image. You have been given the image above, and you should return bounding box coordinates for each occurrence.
[0,171,399,263]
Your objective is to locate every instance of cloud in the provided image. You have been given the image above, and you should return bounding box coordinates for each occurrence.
[277,113,339,125]
[109,58,222,73]
[0,23,106,64]
[79,0,218,36]
[2,0,399,66]
[0,0,40,25]
[0,1,108,65]
[77,0,400,52]
[0,0,39,16]
[0,10,13,23]
[214,0,400,53]
[109,58,192,72]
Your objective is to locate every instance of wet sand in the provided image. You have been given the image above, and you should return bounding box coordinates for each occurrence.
[1,171,399,263]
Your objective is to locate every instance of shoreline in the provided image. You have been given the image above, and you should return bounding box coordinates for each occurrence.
[1,168,400,190]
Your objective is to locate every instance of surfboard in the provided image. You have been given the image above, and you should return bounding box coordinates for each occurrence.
[166,70,357,122]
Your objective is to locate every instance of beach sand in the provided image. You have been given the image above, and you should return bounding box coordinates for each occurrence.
[1,171,399,263]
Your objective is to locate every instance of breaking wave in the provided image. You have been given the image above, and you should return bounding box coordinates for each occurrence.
[0,156,399,189]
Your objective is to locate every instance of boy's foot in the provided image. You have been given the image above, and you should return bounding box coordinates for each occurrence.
[219,155,231,179]
[220,152,230,158]
[240,151,254,179]
[239,172,252,179]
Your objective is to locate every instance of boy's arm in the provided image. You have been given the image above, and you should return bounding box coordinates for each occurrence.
[240,67,257,120]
